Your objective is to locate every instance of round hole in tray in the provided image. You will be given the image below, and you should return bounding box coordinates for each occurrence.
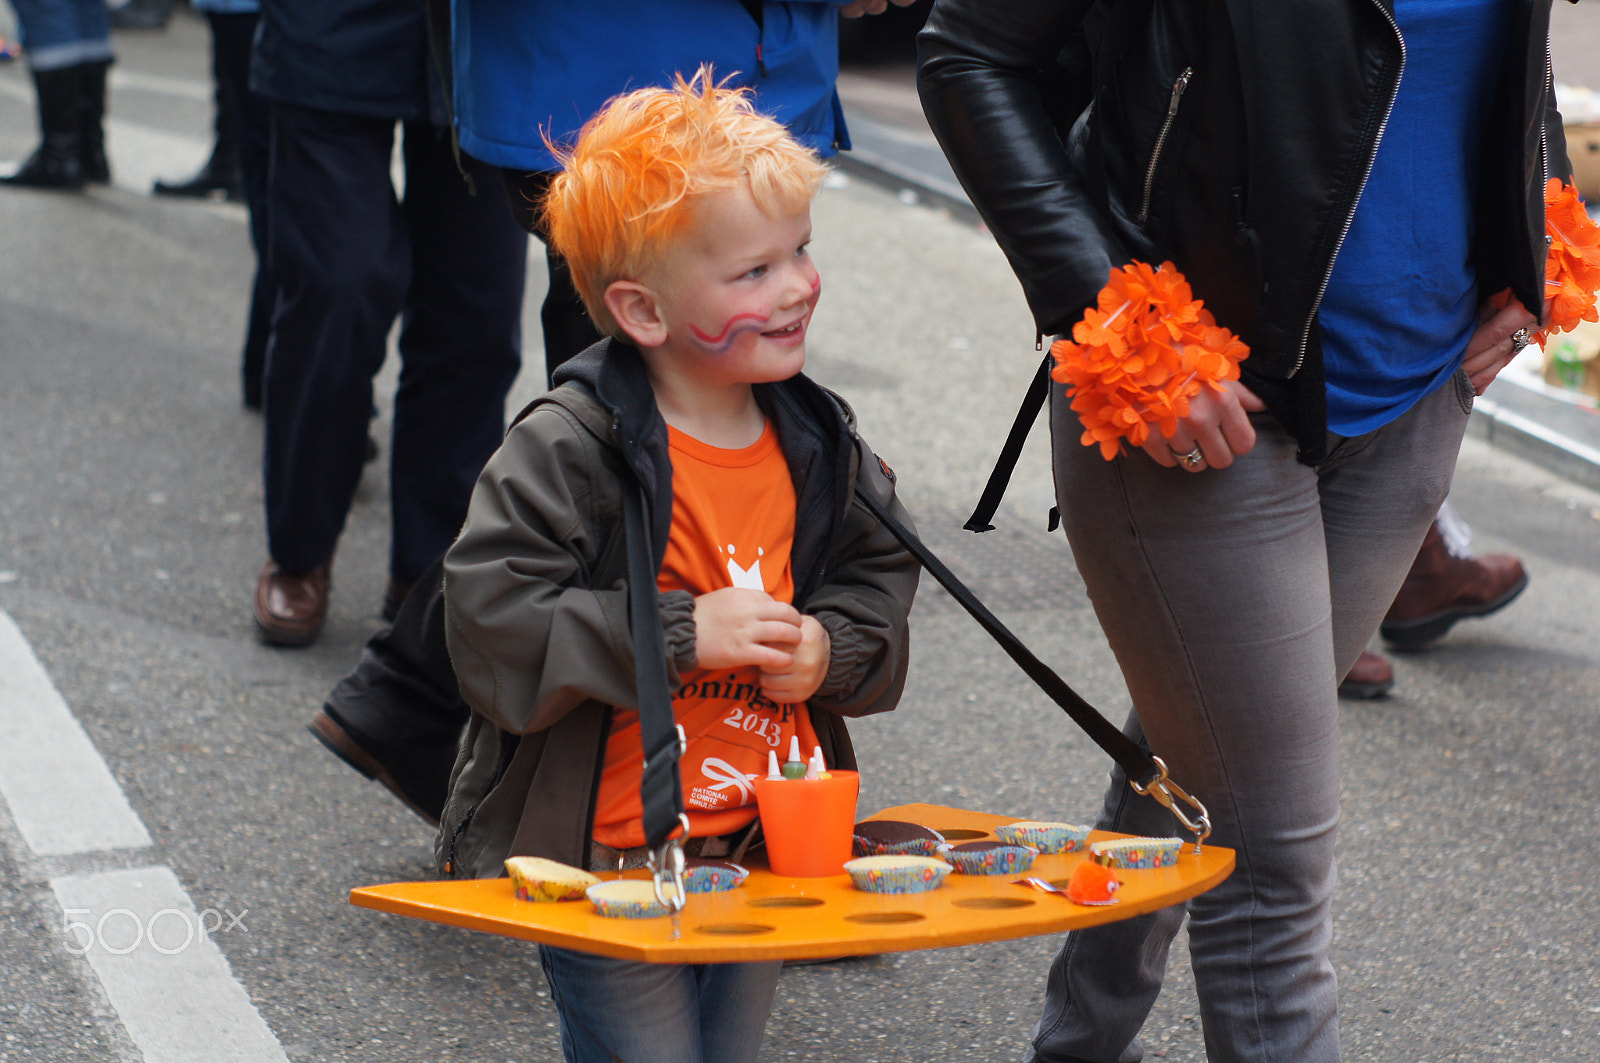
[747,896,825,910]
[844,911,925,925]
[935,828,988,841]
[952,896,1035,911]
[695,922,777,936]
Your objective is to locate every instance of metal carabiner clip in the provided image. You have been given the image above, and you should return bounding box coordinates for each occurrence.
[1130,756,1212,854]
[647,813,691,917]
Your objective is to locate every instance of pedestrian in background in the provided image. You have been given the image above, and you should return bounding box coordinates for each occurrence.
[149,0,275,411]
[248,0,527,648]
[920,2,1563,1061]
[449,0,920,384]
[0,0,112,190]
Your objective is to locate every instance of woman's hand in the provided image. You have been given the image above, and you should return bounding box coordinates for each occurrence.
[1141,379,1266,472]
[1463,295,1545,396]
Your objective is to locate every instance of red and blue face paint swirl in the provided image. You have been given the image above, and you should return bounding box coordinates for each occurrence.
[686,272,822,357]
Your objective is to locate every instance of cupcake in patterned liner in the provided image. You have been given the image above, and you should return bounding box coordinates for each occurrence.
[1089,837,1182,870]
[586,879,682,919]
[844,855,952,894]
[681,860,750,893]
[993,821,1092,855]
[852,820,946,858]
[940,840,1039,876]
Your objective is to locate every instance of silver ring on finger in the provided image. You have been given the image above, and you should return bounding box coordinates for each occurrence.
[1175,446,1206,471]
[1510,326,1532,354]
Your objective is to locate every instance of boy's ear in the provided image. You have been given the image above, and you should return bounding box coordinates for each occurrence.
[603,281,669,349]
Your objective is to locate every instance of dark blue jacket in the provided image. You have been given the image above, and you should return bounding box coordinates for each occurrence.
[250,0,449,124]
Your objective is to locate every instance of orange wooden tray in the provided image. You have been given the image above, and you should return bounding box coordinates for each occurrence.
[351,803,1233,964]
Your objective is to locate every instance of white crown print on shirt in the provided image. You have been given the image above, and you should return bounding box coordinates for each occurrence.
[723,544,766,590]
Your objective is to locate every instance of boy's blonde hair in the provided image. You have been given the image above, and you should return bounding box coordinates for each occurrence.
[543,67,829,337]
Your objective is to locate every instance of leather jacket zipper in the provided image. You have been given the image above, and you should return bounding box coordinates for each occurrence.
[1293,1,1404,378]
[1137,67,1193,225]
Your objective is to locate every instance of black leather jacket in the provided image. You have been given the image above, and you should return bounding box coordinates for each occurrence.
[919,0,1574,458]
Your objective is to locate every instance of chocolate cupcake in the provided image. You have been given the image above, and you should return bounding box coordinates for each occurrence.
[852,820,946,858]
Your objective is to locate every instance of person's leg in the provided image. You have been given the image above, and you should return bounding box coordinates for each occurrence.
[1319,368,1475,671]
[1028,371,1470,1063]
[152,10,240,198]
[1031,401,1340,1063]
[1,0,112,191]
[389,126,526,589]
[209,9,272,408]
[693,961,782,1063]
[261,103,407,576]
[539,947,779,1063]
[499,167,604,383]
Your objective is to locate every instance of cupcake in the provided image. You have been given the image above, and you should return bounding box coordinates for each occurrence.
[852,820,946,858]
[940,840,1038,876]
[505,856,600,902]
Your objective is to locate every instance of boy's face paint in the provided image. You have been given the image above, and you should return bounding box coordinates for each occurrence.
[652,185,821,384]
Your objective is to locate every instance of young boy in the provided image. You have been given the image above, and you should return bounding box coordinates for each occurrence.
[435,71,920,1063]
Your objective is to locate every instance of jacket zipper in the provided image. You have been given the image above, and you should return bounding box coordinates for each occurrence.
[1137,67,1193,225]
[1292,2,1404,378]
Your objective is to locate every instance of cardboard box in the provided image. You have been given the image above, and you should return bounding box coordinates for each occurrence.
[1565,122,1600,200]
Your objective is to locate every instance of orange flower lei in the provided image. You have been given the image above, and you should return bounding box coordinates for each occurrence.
[1491,177,1600,341]
[1050,261,1249,460]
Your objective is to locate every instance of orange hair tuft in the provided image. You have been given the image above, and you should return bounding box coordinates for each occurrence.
[542,66,828,337]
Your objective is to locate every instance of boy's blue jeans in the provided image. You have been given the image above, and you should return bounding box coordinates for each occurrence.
[8,0,112,70]
[540,946,782,1063]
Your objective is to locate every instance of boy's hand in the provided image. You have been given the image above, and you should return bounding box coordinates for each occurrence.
[692,588,802,671]
[758,614,831,704]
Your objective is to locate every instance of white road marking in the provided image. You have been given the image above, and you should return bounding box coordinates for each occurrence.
[0,610,151,855]
[0,609,289,1063]
[51,867,290,1063]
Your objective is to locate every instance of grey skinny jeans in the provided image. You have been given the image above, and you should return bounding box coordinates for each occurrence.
[1027,368,1475,1063]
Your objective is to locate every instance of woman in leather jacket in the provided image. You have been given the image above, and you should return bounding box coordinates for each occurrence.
[919,2,1568,1061]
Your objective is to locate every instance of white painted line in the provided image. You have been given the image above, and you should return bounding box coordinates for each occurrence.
[51,867,290,1063]
[0,610,152,855]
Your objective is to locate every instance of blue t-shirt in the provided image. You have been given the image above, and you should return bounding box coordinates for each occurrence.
[1319,0,1508,435]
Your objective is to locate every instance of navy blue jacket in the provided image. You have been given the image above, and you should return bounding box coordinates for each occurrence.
[250,0,449,124]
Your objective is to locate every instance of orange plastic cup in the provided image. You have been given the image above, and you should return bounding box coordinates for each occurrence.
[753,770,860,877]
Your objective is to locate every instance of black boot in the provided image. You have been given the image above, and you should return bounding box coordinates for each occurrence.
[152,98,242,200]
[1,66,85,191]
[78,61,111,185]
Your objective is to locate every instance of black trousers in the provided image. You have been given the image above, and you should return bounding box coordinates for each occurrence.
[499,168,604,386]
[262,103,527,584]
[205,9,272,407]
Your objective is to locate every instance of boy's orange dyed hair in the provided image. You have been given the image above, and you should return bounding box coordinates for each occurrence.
[543,67,828,337]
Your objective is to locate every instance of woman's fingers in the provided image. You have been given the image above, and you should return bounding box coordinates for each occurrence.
[1145,380,1264,472]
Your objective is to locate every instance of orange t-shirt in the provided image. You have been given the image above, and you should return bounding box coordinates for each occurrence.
[591,422,820,850]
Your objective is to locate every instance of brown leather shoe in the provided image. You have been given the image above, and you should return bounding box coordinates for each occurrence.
[1338,649,1394,700]
[254,561,331,647]
[1380,522,1528,650]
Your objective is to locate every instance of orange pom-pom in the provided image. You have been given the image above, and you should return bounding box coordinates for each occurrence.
[1065,860,1121,905]
[1051,262,1249,460]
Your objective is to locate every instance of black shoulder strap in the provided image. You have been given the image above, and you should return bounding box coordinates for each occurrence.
[622,476,685,851]
[964,352,1053,533]
[856,481,1161,792]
